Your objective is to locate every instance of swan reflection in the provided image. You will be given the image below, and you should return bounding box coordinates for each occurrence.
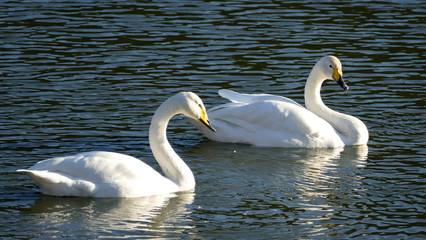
[186,141,368,203]
[27,191,195,237]
[293,145,368,201]
[185,141,369,236]
[187,141,368,176]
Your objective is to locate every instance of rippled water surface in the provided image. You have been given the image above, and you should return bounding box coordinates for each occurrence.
[1,0,425,239]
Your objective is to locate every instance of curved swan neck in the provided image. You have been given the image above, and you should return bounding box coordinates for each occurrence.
[304,64,328,113]
[149,97,195,190]
[304,65,369,145]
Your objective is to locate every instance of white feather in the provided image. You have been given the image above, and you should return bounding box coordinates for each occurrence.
[188,56,369,148]
[18,92,215,197]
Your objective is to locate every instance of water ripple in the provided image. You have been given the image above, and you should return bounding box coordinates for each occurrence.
[1,0,425,238]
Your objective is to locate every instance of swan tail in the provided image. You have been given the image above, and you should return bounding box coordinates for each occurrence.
[17,169,96,197]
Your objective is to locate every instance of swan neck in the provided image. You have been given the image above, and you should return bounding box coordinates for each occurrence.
[304,66,368,145]
[304,67,327,112]
[149,98,195,190]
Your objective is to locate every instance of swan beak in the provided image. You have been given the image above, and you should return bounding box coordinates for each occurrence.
[332,67,349,91]
[199,109,216,132]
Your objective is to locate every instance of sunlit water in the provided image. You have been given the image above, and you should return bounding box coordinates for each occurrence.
[1,0,425,239]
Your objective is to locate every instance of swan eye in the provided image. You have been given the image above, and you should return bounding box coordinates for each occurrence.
[198,103,205,111]
[329,65,333,68]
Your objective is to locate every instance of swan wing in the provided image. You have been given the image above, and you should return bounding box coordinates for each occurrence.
[190,100,342,148]
[18,151,177,197]
[218,89,302,107]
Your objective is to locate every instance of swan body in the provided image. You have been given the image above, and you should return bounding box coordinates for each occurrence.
[188,55,368,148]
[17,92,215,197]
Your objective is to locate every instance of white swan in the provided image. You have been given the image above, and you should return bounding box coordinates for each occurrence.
[17,92,215,197]
[188,55,368,148]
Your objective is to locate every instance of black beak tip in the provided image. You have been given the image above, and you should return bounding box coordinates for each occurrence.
[207,123,216,132]
[337,78,349,91]
[200,119,216,132]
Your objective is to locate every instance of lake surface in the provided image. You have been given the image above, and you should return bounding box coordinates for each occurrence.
[1,0,425,239]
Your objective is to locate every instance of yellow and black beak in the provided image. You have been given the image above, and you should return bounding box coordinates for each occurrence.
[198,108,216,132]
[332,66,349,91]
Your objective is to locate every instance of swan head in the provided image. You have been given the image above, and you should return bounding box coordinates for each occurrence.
[318,55,349,91]
[175,92,216,132]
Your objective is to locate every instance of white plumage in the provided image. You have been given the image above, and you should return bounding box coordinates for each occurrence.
[188,56,369,148]
[18,92,215,197]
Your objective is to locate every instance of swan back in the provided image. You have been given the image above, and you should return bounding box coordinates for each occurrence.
[218,89,302,107]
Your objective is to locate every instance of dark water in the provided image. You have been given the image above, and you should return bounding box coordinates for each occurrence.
[1,0,425,239]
